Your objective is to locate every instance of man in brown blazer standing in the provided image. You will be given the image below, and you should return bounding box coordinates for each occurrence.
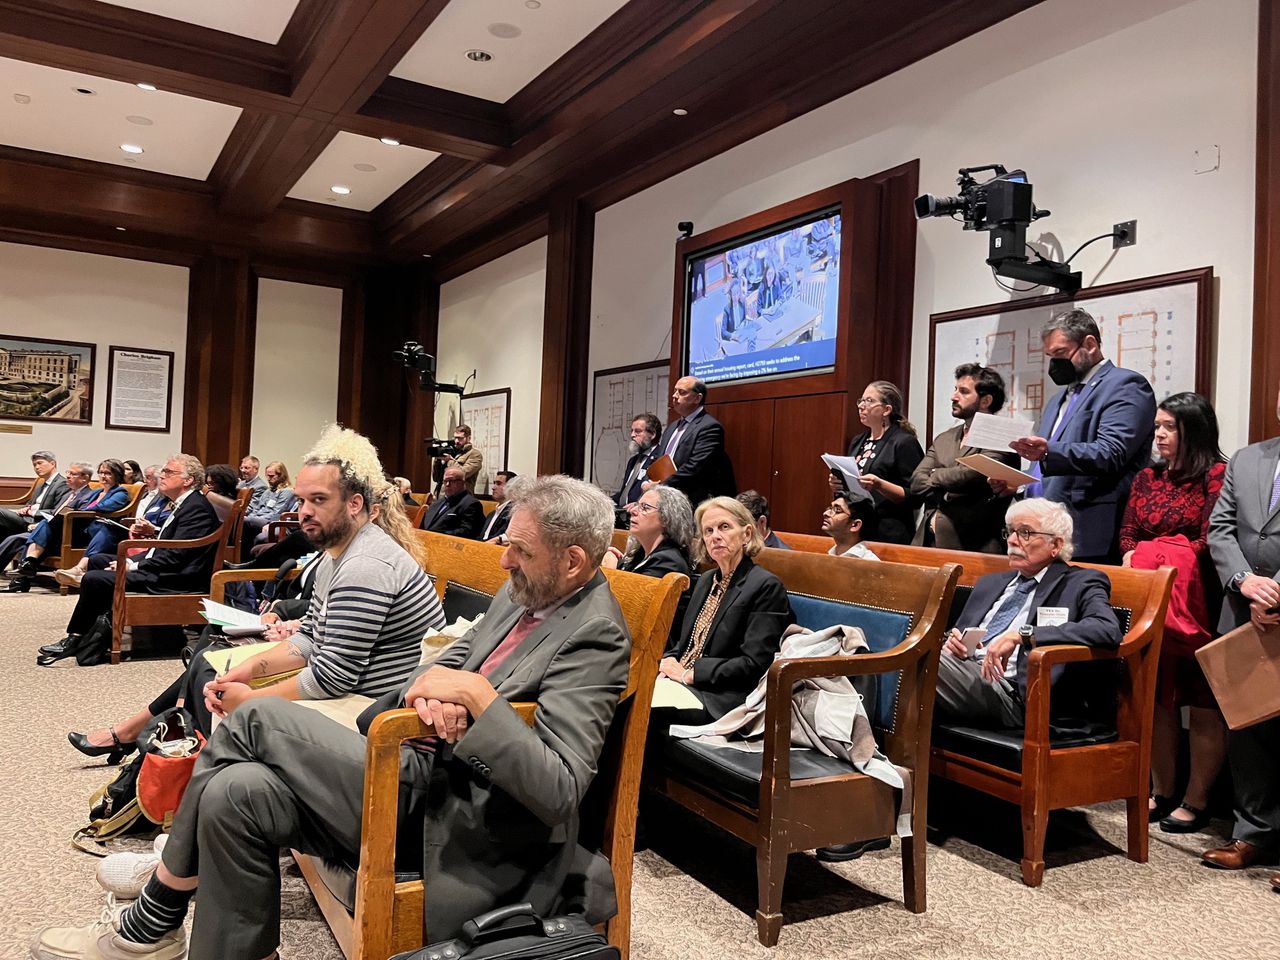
[910,364,1019,553]
[443,423,485,493]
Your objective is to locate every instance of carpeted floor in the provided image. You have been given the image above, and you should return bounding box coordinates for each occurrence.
[3,587,1278,959]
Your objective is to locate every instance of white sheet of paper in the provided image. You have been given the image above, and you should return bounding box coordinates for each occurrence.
[956,454,1038,486]
[652,676,706,710]
[200,598,262,629]
[821,453,864,494]
[964,412,1037,451]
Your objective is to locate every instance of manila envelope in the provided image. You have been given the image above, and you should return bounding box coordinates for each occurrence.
[1196,621,1280,730]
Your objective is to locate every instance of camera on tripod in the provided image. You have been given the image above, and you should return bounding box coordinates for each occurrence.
[394,341,465,394]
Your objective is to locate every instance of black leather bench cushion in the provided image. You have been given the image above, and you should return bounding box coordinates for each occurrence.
[441,582,494,624]
[933,723,1119,772]
[663,737,856,808]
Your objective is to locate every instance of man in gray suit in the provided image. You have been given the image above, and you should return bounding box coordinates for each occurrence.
[32,475,631,960]
[0,449,67,539]
[1202,382,1280,880]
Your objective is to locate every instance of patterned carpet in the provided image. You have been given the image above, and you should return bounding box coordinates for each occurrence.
[3,588,1278,959]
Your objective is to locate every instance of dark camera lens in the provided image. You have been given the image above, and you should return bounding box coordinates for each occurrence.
[914,194,966,219]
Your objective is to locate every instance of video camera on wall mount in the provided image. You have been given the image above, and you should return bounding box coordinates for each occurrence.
[393,341,466,394]
[914,164,1081,294]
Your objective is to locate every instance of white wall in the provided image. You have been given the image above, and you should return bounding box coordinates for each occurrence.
[0,242,188,476]
[436,238,547,483]
[250,278,343,475]
[590,0,1258,453]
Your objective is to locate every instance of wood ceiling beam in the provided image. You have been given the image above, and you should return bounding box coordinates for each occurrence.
[348,78,512,161]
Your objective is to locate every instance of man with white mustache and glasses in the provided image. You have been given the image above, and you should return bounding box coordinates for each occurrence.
[933,498,1121,731]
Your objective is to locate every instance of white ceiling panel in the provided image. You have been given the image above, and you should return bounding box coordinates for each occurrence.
[92,0,301,44]
[0,57,243,180]
[391,0,630,103]
[286,132,441,211]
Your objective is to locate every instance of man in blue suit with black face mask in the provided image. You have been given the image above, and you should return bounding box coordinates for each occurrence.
[994,308,1156,563]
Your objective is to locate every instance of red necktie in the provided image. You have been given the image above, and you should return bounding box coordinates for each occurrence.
[479,611,540,678]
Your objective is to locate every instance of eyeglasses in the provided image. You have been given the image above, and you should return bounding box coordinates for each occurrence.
[856,398,882,407]
[1002,526,1055,542]
[636,501,659,514]
[158,468,181,477]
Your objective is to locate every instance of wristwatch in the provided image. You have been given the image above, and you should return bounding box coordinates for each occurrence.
[1018,624,1035,650]
[1230,570,1251,592]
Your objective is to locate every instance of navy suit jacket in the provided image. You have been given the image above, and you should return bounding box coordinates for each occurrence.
[420,492,484,539]
[1034,360,1155,558]
[656,407,737,508]
[956,559,1121,722]
[136,491,222,591]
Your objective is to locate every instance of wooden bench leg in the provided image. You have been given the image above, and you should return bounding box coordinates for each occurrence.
[1125,794,1149,864]
[755,843,786,946]
[1020,794,1048,887]
[902,834,926,913]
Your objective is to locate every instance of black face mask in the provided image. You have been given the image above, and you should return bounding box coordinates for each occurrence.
[1047,357,1079,386]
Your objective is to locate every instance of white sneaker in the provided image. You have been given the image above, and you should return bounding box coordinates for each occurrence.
[30,896,186,959]
[95,836,166,900]
[56,568,85,588]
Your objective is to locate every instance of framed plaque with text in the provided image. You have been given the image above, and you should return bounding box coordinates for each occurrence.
[105,345,175,432]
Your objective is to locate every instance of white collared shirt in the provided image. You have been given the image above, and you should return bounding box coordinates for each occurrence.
[134,488,197,567]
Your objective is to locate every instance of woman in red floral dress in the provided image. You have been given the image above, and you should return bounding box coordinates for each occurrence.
[1119,392,1226,833]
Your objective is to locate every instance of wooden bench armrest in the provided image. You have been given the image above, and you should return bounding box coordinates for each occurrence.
[266,520,300,541]
[209,567,300,602]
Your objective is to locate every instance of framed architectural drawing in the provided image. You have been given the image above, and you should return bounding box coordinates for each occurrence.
[927,267,1213,438]
[0,334,95,425]
[459,388,511,496]
[106,345,175,432]
[590,360,670,494]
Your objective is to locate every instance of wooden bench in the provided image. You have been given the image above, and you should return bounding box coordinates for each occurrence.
[860,542,1174,886]
[293,530,687,960]
[649,547,959,945]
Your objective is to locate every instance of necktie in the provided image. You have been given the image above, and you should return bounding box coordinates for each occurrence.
[49,491,76,516]
[664,418,689,458]
[479,611,540,678]
[1270,467,1280,513]
[1024,384,1083,497]
[983,576,1039,643]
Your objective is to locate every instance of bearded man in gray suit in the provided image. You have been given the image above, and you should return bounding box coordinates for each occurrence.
[1202,381,1280,883]
[32,475,630,960]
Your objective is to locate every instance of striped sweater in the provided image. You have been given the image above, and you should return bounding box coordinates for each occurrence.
[291,521,445,700]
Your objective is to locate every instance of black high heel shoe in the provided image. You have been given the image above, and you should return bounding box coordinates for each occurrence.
[67,728,136,765]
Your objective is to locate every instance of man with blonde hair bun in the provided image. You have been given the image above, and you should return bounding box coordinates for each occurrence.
[31,474,630,960]
[934,498,1121,730]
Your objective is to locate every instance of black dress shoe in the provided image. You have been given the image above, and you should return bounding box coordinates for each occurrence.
[1149,794,1179,822]
[1161,804,1211,833]
[816,837,892,862]
[4,575,31,593]
[38,635,77,657]
[68,729,136,765]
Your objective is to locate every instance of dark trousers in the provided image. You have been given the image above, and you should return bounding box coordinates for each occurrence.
[65,554,159,635]
[0,507,29,537]
[146,648,220,738]
[1229,714,1280,850]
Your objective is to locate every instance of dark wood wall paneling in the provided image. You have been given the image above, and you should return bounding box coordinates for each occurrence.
[1254,0,1280,442]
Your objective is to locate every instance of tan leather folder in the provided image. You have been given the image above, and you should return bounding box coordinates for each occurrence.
[1196,621,1280,730]
[646,454,677,483]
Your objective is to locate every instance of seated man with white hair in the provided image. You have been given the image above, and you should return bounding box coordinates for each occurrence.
[935,498,1121,730]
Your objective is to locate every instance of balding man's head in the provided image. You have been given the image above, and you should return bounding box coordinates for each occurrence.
[441,466,466,497]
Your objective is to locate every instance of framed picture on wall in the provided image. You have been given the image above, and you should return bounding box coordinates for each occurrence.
[926,267,1214,439]
[459,388,511,496]
[590,360,670,495]
[105,345,175,432]
[0,333,96,425]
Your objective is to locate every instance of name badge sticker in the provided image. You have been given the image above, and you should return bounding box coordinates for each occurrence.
[1036,606,1069,628]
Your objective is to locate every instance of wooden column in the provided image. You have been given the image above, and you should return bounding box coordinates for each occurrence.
[183,255,257,465]
[538,195,595,476]
[336,274,365,429]
[1253,0,1280,441]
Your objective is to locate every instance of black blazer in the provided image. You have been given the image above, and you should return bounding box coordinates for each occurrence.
[845,423,924,544]
[479,501,512,541]
[656,408,737,508]
[420,492,484,539]
[136,491,222,591]
[615,447,659,507]
[955,559,1121,723]
[665,556,792,719]
[621,538,692,579]
[31,473,70,517]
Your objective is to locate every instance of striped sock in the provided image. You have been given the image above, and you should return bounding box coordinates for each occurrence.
[117,875,193,944]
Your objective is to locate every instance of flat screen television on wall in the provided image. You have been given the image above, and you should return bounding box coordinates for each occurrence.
[681,206,841,387]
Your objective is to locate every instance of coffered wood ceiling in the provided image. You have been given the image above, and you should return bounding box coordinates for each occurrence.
[0,0,1043,274]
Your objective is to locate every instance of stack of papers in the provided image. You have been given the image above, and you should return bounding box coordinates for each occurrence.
[200,599,265,637]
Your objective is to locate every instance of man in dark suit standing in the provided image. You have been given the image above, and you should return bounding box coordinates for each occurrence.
[480,470,517,542]
[30,476,632,959]
[1202,381,1280,876]
[911,364,1018,553]
[935,498,1120,729]
[38,454,222,664]
[614,413,662,509]
[420,466,484,539]
[646,376,736,509]
[1000,308,1156,562]
[0,449,68,538]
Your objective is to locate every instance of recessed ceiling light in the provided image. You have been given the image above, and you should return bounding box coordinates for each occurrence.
[120,143,144,154]
[13,93,30,104]
[126,115,153,126]
[74,87,97,96]
[422,254,432,258]
[525,0,541,8]
[379,136,401,146]
[353,163,377,172]
[136,82,158,92]
[488,23,521,39]
[672,108,688,116]
[465,49,494,62]
[115,226,126,232]
[330,184,351,195]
